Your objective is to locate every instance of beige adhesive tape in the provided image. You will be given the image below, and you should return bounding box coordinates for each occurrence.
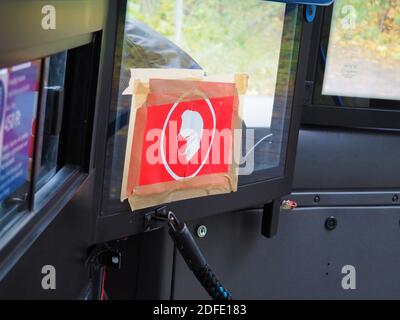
[120,69,247,211]
[122,68,205,95]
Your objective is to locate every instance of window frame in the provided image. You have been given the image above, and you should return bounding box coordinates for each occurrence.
[302,3,400,130]
[92,2,309,242]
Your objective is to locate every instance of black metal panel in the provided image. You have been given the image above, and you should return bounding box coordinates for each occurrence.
[292,127,400,191]
[134,228,175,300]
[172,207,400,299]
[0,175,94,299]
[0,0,106,68]
[0,167,86,283]
[291,190,400,207]
[302,106,400,130]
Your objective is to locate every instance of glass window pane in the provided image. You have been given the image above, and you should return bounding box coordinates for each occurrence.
[103,0,300,210]
[36,52,67,191]
[0,60,41,235]
[322,0,400,101]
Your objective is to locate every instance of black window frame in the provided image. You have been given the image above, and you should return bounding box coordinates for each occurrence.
[91,2,310,243]
[301,3,400,130]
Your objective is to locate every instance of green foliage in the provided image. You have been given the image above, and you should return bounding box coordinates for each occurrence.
[331,0,400,64]
[127,0,287,95]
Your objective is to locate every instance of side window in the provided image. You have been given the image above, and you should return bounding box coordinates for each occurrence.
[314,0,400,107]
[0,51,68,237]
[36,52,67,190]
[103,0,300,211]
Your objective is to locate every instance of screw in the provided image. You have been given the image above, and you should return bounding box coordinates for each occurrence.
[393,194,399,203]
[325,216,337,231]
[314,195,321,203]
[111,256,119,265]
[196,225,207,238]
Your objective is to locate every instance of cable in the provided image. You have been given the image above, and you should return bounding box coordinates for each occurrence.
[242,133,273,160]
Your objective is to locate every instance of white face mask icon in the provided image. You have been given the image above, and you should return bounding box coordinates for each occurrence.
[177,110,204,161]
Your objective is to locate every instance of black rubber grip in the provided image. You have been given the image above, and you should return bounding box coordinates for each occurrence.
[194,265,232,300]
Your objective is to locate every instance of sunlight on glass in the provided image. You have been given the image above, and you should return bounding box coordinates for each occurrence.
[323,0,400,100]
[126,0,286,127]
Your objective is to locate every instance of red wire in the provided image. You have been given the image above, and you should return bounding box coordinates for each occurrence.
[101,267,107,300]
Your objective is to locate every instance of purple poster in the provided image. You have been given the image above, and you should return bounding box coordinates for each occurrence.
[0,61,41,202]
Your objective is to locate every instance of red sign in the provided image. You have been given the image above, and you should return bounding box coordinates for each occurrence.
[122,75,245,210]
[138,95,234,186]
